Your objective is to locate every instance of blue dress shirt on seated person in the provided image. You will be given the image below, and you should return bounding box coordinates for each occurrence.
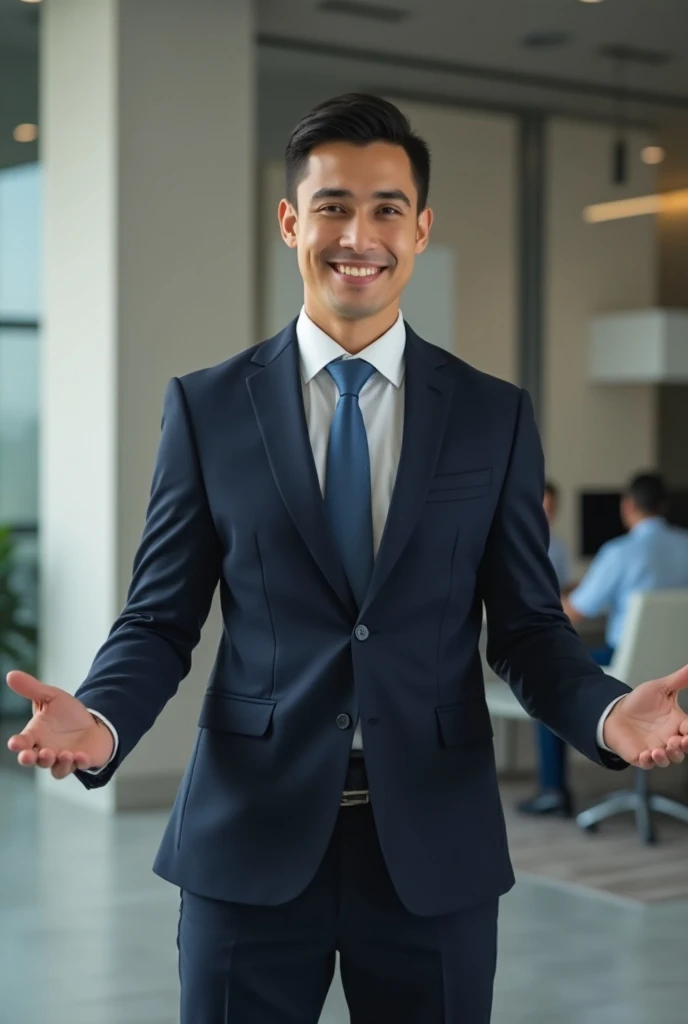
[569,517,688,648]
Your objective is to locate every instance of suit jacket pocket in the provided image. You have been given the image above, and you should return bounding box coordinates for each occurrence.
[198,691,276,737]
[435,698,494,748]
[427,467,492,503]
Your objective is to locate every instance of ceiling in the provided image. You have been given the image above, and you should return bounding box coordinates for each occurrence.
[2,0,688,119]
[257,0,688,104]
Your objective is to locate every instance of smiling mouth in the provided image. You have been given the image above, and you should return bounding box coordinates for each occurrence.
[328,262,388,283]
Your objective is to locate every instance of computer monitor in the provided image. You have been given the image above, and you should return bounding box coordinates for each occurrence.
[579,489,688,557]
[667,492,688,530]
[580,492,624,557]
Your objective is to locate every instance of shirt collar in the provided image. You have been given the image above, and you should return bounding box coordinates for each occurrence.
[631,516,666,536]
[296,307,406,388]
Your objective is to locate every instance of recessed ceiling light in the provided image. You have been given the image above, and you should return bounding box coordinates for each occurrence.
[579,0,605,5]
[13,123,39,143]
[641,146,665,166]
[20,0,42,5]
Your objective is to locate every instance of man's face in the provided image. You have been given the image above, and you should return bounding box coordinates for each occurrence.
[279,141,432,323]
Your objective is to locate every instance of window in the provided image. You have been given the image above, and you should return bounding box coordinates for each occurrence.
[0,162,41,713]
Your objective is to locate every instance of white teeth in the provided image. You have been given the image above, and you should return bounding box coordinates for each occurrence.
[335,264,382,277]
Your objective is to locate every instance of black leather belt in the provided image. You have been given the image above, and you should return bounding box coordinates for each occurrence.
[341,755,369,807]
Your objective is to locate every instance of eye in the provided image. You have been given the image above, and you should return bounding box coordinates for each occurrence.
[318,204,346,214]
[378,206,401,216]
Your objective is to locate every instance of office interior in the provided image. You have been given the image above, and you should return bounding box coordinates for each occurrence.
[1,1,688,1022]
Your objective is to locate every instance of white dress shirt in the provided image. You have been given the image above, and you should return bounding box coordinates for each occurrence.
[88,307,618,770]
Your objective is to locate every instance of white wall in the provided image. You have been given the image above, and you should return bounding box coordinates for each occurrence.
[543,120,658,576]
[260,99,518,382]
[397,101,518,379]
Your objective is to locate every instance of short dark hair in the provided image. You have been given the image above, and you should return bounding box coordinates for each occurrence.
[625,472,668,515]
[544,480,559,501]
[285,93,431,211]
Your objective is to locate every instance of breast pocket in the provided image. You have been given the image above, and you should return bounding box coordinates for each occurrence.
[426,467,492,503]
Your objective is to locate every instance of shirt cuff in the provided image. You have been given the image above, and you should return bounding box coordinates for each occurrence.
[82,710,119,774]
[596,695,627,752]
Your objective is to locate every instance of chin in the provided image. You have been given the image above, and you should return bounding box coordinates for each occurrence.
[329,295,391,321]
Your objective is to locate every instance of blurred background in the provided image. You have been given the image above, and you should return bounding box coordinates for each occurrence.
[2,1,688,1022]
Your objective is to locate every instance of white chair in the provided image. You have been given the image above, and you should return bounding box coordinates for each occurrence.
[576,588,688,844]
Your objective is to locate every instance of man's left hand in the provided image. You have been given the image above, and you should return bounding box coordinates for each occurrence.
[603,665,688,768]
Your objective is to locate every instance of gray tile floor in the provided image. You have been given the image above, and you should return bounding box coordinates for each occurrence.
[1,767,687,1024]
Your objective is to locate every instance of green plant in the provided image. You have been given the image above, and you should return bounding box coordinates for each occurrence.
[0,525,37,674]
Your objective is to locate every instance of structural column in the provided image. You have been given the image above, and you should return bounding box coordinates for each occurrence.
[39,0,254,811]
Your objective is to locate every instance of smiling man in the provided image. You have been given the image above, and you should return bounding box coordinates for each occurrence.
[7,94,688,1024]
[279,132,430,352]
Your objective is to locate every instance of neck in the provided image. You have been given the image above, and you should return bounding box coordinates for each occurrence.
[631,513,658,529]
[303,297,400,354]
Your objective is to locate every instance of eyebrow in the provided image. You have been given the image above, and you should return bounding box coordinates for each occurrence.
[310,187,412,208]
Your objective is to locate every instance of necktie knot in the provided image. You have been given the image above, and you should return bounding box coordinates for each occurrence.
[327,358,376,399]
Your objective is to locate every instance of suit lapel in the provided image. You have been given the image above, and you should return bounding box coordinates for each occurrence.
[247,322,356,617]
[361,327,455,615]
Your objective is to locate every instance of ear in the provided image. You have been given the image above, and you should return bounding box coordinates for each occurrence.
[414,206,433,255]
[278,198,298,249]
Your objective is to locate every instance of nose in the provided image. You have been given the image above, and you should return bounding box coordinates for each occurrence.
[339,210,378,255]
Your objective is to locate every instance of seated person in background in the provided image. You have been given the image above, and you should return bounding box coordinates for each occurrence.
[519,470,688,818]
[518,481,576,817]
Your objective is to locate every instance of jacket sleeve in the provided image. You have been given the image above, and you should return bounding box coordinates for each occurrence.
[477,389,629,770]
[74,377,222,789]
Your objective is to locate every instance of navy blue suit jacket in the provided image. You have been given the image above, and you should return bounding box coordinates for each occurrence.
[75,321,629,916]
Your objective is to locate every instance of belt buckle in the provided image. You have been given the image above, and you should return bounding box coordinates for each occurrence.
[341,789,370,807]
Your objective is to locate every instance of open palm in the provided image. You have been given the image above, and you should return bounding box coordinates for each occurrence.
[603,665,688,768]
[5,671,114,779]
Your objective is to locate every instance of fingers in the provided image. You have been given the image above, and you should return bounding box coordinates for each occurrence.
[13,746,90,776]
[51,752,79,780]
[666,737,686,765]
[7,732,34,753]
[17,747,39,767]
[637,746,679,769]
[651,748,671,768]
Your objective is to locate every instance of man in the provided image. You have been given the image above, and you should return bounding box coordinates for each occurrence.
[563,473,688,664]
[519,480,578,817]
[7,96,688,1024]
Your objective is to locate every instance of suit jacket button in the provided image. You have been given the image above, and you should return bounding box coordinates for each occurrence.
[336,714,351,730]
[354,624,369,641]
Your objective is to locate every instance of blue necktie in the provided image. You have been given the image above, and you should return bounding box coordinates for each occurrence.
[325,358,377,607]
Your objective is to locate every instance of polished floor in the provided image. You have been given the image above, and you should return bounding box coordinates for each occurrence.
[1,767,687,1024]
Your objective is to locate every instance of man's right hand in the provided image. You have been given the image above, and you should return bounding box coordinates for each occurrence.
[5,671,115,779]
